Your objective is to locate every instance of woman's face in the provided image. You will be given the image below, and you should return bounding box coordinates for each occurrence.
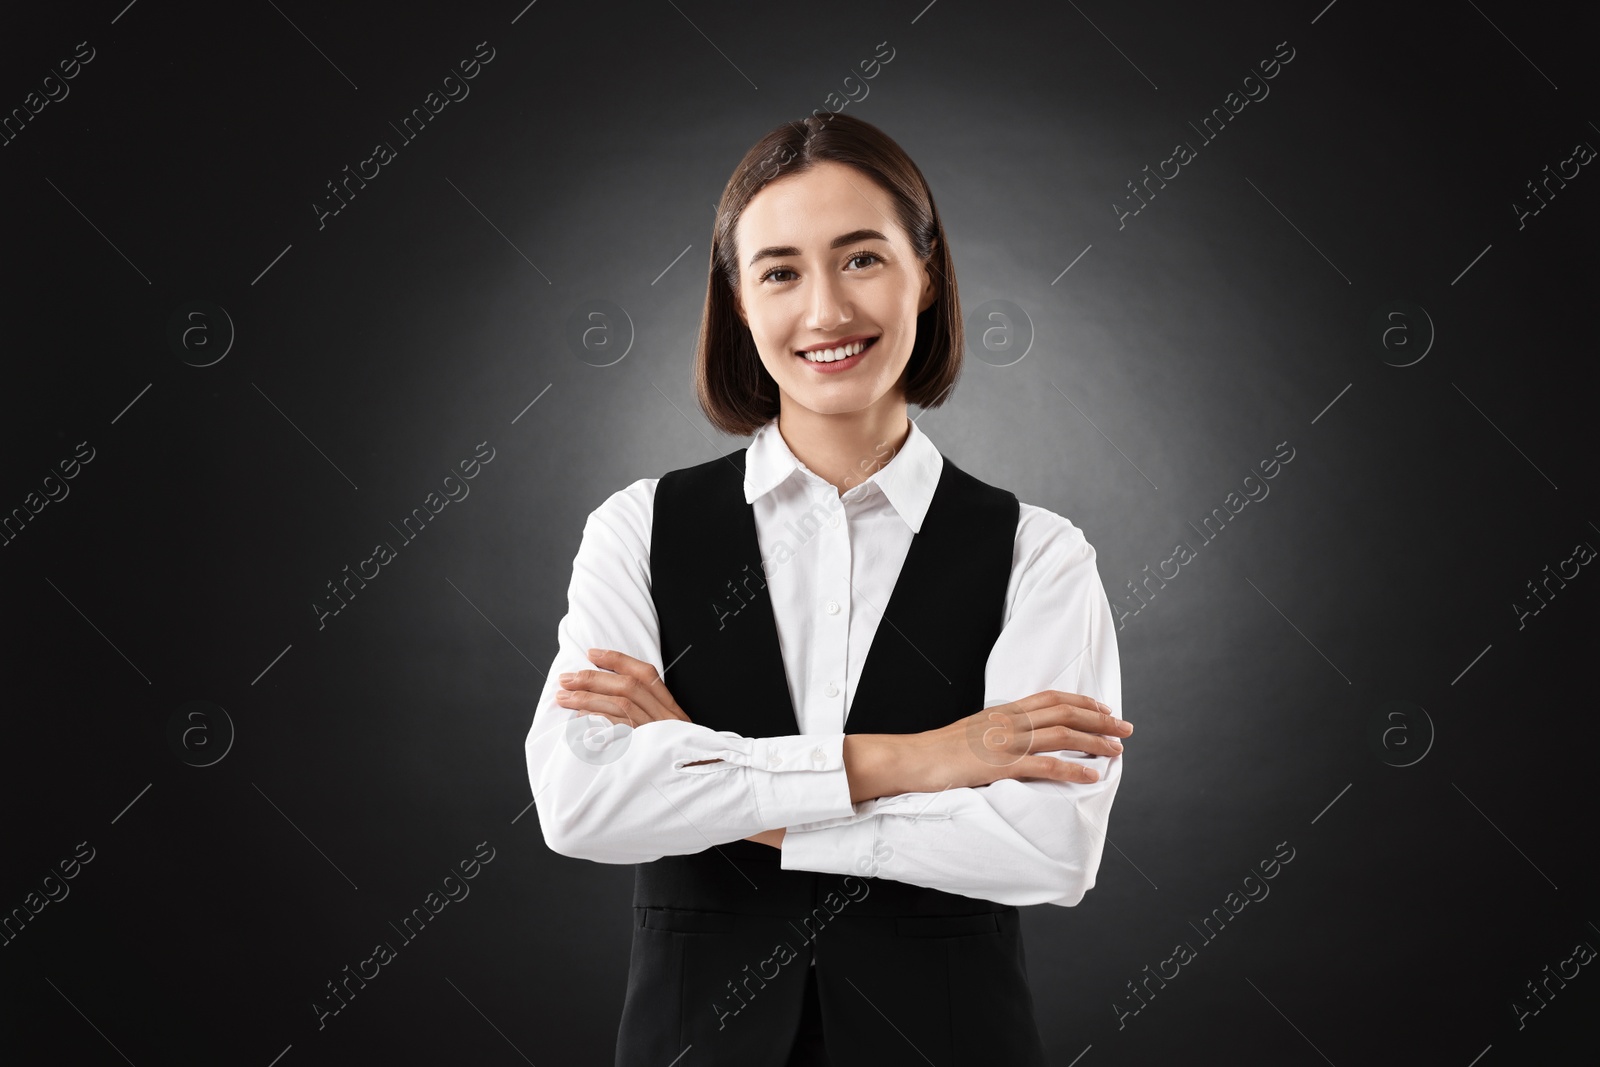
[732,160,938,420]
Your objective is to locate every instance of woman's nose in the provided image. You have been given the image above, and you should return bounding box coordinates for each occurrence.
[806,275,850,329]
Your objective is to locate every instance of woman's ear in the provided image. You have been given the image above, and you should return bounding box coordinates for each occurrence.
[916,244,940,314]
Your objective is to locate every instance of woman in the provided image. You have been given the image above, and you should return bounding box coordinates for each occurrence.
[525,112,1131,1067]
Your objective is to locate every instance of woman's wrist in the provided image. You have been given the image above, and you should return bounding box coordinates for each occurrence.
[843,733,913,804]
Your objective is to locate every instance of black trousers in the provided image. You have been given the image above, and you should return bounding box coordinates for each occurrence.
[614,907,1048,1066]
[783,962,828,1067]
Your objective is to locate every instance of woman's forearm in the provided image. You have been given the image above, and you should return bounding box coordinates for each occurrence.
[687,737,914,804]
[842,696,1122,803]
[843,734,910,804]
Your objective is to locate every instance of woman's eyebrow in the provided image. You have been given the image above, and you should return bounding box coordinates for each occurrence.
[747,228,889,267]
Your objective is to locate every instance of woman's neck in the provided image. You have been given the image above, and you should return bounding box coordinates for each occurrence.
[775,402,912,496]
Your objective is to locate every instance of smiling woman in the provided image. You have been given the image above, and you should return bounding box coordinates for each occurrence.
[695,126,960,450]
[526,111,1130,1067]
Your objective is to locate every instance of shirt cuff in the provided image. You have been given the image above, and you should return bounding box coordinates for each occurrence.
[780,814,881,877]
[746,733,855,828]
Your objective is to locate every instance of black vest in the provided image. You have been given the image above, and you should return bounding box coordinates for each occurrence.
[616,443,1048,1067]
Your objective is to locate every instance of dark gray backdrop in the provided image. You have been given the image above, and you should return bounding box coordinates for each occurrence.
[2,1,1596,1064]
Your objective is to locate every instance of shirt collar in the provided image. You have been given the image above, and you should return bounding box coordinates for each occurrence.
[743,416,944,533]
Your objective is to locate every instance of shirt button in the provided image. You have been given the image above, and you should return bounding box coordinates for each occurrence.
[828,515,840,528]
[811,747,826,764]
[825,600,840,615]
[768,751,782,768]
[825,683,839,697]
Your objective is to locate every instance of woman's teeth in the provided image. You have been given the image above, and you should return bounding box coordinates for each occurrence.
[800,338,874,363]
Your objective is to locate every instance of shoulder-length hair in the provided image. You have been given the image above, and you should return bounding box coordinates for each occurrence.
[695,112,963,438]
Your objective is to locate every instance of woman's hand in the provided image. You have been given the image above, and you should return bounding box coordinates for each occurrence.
[746,828,785,849]
[844,689,1131,802]
[555,648,692,727]
[557,649,770,844]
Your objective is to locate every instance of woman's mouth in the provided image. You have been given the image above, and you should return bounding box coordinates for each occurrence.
[795,336,878,372]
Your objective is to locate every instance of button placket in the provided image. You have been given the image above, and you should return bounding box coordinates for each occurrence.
[817,492,852,735]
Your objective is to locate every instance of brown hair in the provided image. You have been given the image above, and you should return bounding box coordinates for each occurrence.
[694,112,963,437]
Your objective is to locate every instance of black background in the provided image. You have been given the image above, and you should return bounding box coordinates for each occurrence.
[2,1,1596,1064]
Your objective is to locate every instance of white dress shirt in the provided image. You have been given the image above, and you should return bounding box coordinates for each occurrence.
[524,416,1124,908]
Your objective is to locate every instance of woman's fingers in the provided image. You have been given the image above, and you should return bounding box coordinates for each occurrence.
[557,649,690,723]
[1029,723,1124,757]
[592,649,690,720]
[556,688,642,726]
[1011,689,1130,732]
[958,699,1126,783]
[558,669,664,721]
[981,707,1127,753]
[1012,688,1107,715]
[1008,691,1132,739]
[980,720,1122,762]
[1031,755,1101,784]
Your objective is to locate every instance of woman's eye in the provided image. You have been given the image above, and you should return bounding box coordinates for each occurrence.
[759,252,880,284]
